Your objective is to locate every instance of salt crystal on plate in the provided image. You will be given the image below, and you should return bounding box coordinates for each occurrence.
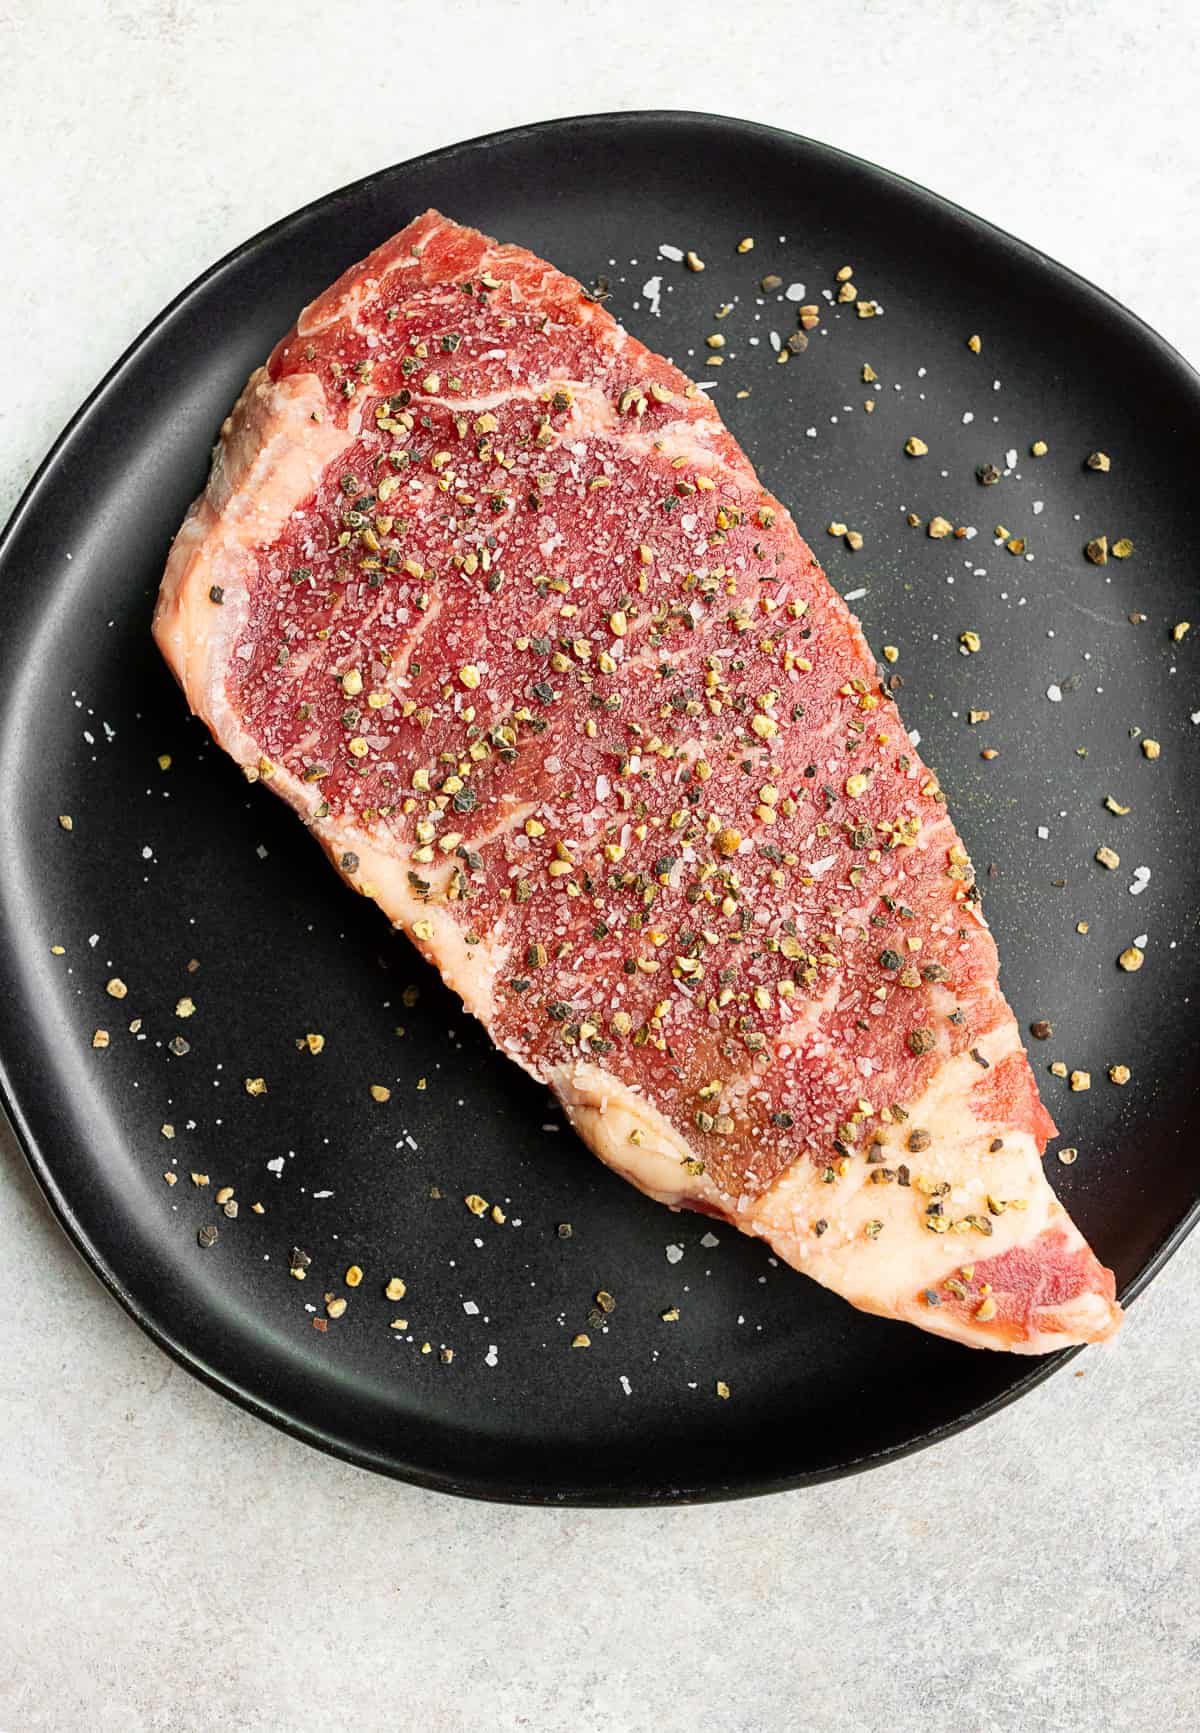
[1130,867,1151,896]
[666,1244,684,1265]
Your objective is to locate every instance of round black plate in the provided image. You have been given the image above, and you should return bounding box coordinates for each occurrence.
[1,113,1197,1505]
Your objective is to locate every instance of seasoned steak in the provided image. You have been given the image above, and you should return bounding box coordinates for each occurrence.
[155,210,1121,1351]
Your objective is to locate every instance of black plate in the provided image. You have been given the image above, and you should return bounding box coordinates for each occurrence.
[2,112,1197,1505]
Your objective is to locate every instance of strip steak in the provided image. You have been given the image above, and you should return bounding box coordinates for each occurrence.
[154,210,1122,1352]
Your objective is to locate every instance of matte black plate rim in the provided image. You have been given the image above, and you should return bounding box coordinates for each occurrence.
[1,109,1197,1506]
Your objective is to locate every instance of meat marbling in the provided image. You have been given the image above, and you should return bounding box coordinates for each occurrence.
[154,210,1122,1352]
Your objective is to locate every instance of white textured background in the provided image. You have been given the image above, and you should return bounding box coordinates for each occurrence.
[1,3,1197,1729]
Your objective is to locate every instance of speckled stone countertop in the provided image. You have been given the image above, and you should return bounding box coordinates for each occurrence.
[1,4,1196,1729]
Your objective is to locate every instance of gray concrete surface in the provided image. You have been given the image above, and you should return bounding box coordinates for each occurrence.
[1,3,1197,1729]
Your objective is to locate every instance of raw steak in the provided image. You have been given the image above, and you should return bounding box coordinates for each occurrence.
[155,210,1122,1352]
